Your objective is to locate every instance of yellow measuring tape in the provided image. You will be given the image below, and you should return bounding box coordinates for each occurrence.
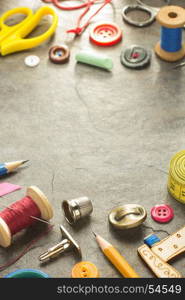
[168,150,185,204]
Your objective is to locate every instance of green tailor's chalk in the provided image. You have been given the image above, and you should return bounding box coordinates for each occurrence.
[75,51,113,71]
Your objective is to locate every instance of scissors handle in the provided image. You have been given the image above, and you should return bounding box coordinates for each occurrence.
[0,7,33,43]
[1,6,58,56]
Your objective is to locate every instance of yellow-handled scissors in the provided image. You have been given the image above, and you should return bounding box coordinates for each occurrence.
[0,6,58,56]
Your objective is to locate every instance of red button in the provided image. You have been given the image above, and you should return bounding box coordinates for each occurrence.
[151,204,174,223]
[89,22,122,47]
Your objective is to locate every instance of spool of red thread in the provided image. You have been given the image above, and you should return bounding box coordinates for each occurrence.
[0,186,53,248]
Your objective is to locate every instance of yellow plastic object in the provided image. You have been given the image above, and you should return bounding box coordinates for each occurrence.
[0,6,58,56]
[168,150,185,204]
[71,261,99,278]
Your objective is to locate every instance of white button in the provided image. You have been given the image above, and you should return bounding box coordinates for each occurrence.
[24,55,40,67]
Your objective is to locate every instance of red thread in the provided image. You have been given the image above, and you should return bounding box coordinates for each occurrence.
[0,196,52,272]
[52,0,96,10]
[67,0,112,35]
[0,196,41,235]
[42,0,112,35]
[0,224,53,271]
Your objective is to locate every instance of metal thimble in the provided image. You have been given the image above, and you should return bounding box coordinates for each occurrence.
[62,197,93,225]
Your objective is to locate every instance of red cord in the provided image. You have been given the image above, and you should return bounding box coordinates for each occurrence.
[41,0,112,35]
[67,0,112,35]
[52,0,96,10]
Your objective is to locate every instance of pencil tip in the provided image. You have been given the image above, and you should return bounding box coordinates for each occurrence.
[22,160,29,164]
[92,231,97,237]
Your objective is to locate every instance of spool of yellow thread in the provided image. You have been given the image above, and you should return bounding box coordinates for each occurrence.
[168,150,185,203]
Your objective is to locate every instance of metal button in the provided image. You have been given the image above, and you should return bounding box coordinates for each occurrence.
[122,5,156,27]
[109,204,147,229]
[121,45,151,69]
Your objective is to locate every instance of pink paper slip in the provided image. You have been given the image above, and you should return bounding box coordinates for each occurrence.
[0,182,21,197]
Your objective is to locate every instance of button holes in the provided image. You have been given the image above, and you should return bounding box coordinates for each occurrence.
[132,52,139,59]
[82,270,88,277]
[82,271,88,278]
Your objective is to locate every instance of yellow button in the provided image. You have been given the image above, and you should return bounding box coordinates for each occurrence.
[71,261,99,278]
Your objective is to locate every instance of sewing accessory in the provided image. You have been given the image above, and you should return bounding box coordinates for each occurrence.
[71,261,99,278]
[39,225,81,262]
[155,6,185,62]
[122,5,155,27]
[50,0,95,10]
[49,45,70,64]
[44,0,112,36]
[0,160,29,176]
[76,51,113,71]
[24,55,40,67]
[138,225,185,278]
[0,183,21,197]
[89,22,122,46]
[168,150,185,203]
[62,196,93,225]
[151,204,174,223]
[120,45,151,69]
[5,269,49,278]
[0,186,53,247]
[109,204,147,230]
[0,6,58,56]
[94,232,139,278]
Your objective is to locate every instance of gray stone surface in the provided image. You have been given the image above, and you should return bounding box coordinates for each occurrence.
[0,0,185,278]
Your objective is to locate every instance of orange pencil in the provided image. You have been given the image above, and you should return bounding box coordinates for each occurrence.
[94,232,140,278]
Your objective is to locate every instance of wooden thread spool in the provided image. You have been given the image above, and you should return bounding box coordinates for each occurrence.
[0,186,53,248]
[155,6,185,62]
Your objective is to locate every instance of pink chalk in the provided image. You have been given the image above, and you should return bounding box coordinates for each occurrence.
[0,182,21,197]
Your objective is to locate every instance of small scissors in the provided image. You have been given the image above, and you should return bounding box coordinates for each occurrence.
[0,6,58,56]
